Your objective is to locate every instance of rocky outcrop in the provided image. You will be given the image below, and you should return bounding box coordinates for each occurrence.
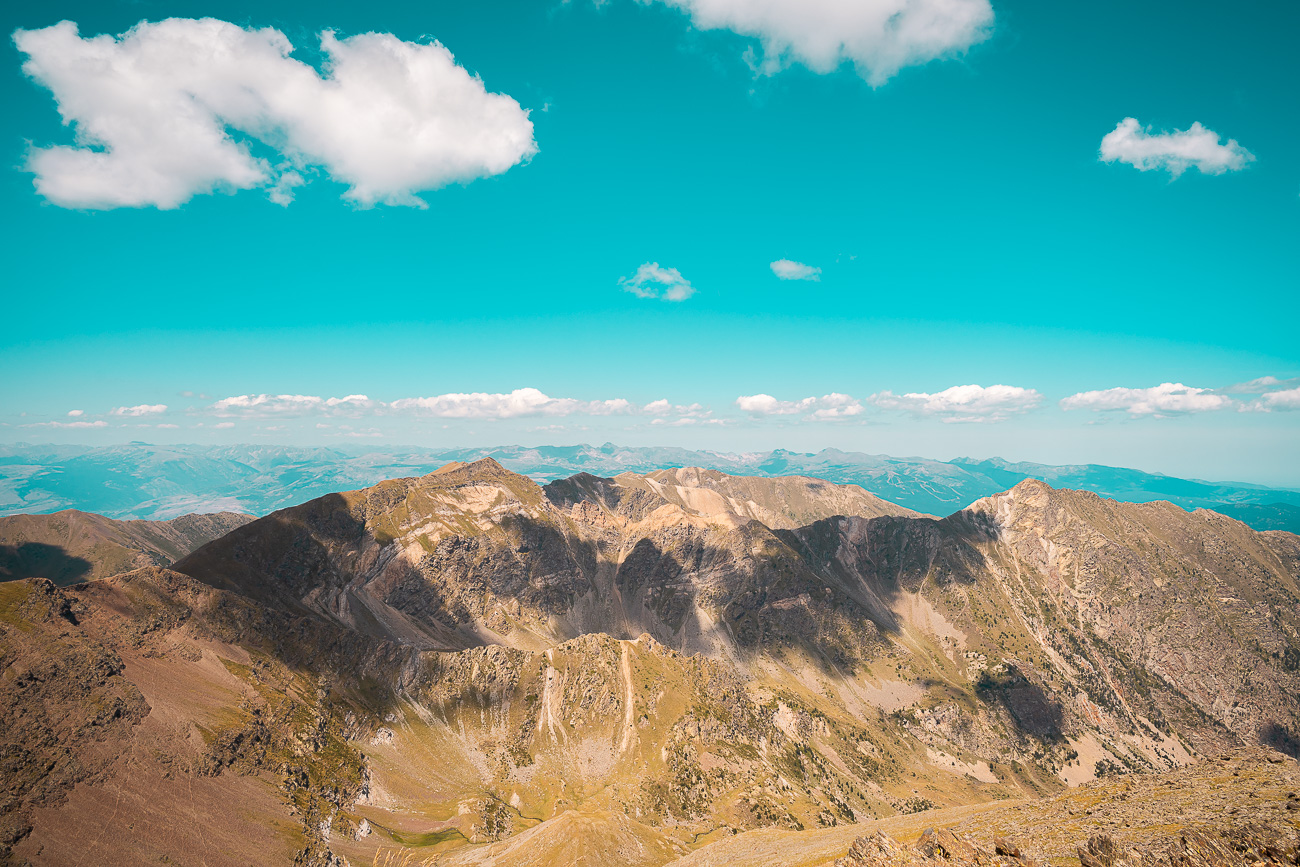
[1077,826,1299,867]
[836,828,1041,867]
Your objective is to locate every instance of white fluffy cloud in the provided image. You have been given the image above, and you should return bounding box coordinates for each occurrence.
[619,263,696,301]
[111,403,167,416]
[1245,387,1300,413]
[869,384,1041,423]
[212,394,375,416]
[13,19,537,209]
[643,399,708,416]
[652,0,993,85]
[66,409,83,417]
[203,389,709,420]
[390,388,633,418]
[770,259,821,281]
[1100,118,1253,178]
[1059,383,1233,416]
[735,393,863,420]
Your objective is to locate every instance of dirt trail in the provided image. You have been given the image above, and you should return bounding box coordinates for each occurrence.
[619,640,636,757]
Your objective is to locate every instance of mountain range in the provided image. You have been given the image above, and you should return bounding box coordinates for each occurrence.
[3,442,1298,532]
[2,459,1297,865]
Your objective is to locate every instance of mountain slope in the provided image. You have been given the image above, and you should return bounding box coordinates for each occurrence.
[0,509,253,584]
[3,461,1298,865]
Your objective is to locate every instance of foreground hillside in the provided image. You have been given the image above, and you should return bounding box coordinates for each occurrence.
[668,751,1299,867]
[2,461,1297,866]
[0,509,252,584]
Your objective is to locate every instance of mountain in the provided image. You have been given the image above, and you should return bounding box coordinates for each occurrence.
[3,442,1298,532]
[0,509,253,584]
[3,460,1297,865]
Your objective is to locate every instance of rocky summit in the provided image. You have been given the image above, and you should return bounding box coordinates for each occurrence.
[1,460,1297,866]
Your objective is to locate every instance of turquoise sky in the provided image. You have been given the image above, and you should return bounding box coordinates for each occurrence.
[2,0,1297,485]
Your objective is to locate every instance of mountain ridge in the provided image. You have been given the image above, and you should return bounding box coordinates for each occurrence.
[3,442,1298,532]
[2,461,1297,865]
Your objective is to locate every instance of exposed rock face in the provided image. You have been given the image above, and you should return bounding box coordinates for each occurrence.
[834,824,1300,867]
[1077,826,1299,867]
[836,828,1040,867]
[0,509,253,585]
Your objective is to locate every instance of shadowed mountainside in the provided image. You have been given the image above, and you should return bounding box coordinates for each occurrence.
[0,509,253,584]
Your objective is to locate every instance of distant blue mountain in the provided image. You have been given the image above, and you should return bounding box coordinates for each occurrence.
[1,442,1297,533]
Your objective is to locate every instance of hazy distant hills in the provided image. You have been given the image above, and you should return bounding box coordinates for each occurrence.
[1,442,1298,532]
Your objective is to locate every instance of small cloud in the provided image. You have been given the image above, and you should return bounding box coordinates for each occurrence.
[770,259,821,281]
[736,393,863,420]
[1220,375,1300,394]
[643,399,708,417]
[211,394,374,417]
[267,169,306,206]
[156,423,179,428]
[1100,118,1254,178]
[391,388,633,419]
[869,384,1041,423]
[67,409,83,417]
[1243,387,1300,413]
[23,419,109,429]
[1059,382,1233,416]
[214,421,235,429]
[112,403,167,416]
[619,262,695,302]
[649,416,730,427]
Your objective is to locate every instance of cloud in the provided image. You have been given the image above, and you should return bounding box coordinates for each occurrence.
[619,262,695,301]
[391,388,633,418]
[1100,118,1253,178]
[67,409,83,416]
[649,417,730,426]
[736,392,863,420]
[1244,387,1300,413]
[214,421,235,429]
[869,384,1041,423]
[1220,375,1300,394]
[212,394,374,416]
[13,19,537,209]
[23,419,108,429]
[203,389,704,421]
[770,259,821,281]
[650,0,993,85]
[111,403,167,416]
[156,423,179,428]
[1059,382,1233,416]
[643,399,708,417]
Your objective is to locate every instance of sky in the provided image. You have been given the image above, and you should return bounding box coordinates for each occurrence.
[1,0,1297,486]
